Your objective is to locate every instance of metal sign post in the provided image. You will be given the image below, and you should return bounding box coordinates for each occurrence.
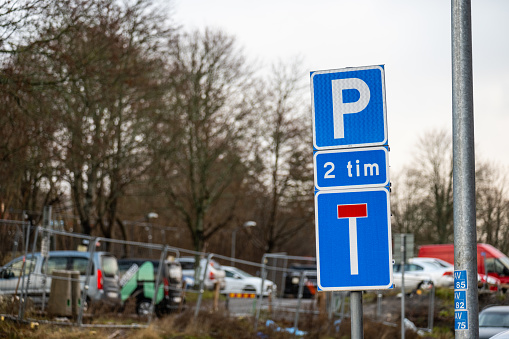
[451,0,479,337]
[311,65,392,338]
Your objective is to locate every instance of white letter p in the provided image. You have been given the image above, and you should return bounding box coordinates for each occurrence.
[331,78,370,139]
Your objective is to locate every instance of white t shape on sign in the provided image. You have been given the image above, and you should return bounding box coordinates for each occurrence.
[337,203,368,275]
[331,78,370,139]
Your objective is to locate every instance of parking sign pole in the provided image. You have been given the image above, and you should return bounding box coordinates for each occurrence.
[452,0,479,337]
[351,291,363,339]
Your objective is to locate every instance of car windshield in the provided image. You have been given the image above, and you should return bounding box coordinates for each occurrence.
[480,311,509,327]
[233,268,253,278]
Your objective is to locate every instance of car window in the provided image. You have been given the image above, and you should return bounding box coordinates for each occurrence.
[101,256,119,277]
[70,257,89,275]
[225,270,235,278]
[6,258,37,277]
[486,258,509,276]
[180,261,195,270]
[407,264,423,272]
[44,257,68,275]
[235,269,253,277]
[480,311,509,327]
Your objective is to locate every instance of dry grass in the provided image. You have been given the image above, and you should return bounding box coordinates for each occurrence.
[0,289,470,338]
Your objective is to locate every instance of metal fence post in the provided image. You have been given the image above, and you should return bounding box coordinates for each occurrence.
[428,284,435,331]
[194,253,212,318]
[19,225,39,320]
[293,270,306,333]
[254,254,267,331]
[77,236,98,326]
[149,245,167,323]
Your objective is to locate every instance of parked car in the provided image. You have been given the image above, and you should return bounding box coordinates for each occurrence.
[491,329,509,339]
[415,251,501,292]
[418,243,509,291]
[407,257,454,287]
[221,266,276,297]
[117,258,183,316]
[0,251,121,307]
[283,264,317,298]
[176,257,226,290]
[392,262,433,294]
[479,306,509,339]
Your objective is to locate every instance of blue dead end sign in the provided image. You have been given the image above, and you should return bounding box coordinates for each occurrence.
[315,187,393,291]
[311,65,387,150]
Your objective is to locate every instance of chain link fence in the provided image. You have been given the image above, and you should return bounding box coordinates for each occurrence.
[0,219,437,333]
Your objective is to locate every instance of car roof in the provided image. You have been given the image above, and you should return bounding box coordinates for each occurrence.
[481,306,509,313]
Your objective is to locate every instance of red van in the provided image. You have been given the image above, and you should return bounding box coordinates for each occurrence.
[418,243,509,291]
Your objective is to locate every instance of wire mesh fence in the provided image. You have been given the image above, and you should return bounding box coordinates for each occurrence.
[0,219,437,333]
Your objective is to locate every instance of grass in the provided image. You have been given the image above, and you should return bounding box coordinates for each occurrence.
[5,287,508,338]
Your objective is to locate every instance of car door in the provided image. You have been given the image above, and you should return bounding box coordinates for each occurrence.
[224,269,243,293]
[0,256,39,295]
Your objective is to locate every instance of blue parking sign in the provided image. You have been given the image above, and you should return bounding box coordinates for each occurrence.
[311,65,387,150]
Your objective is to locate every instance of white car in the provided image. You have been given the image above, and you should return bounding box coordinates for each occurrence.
[408,257,454,287]
[414,257,501,291]
[176,257,226,290]
[221,266,276,297]
[392,257,454,293]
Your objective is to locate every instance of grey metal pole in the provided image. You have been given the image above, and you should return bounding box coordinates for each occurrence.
[254,254,267,331]
[350,291,363,339]
[293,270,306,333]
[194,254,212,318]
[401,234,406,339]
[452,0,479,338]
[377,292,382,321]
[428,284,435,331]
[78,236,98,326]
[231,229,237,266]
[149,246,167,323]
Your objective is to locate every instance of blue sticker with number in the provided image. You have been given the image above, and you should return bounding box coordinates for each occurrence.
[454,290,467,310]
[454,270,467,290]
[455,310,468,330]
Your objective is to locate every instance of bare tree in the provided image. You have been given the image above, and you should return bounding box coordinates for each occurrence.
[476,161,509,251]
[29,0,174,237]
[246,59,314,253]
[152,28,256,252]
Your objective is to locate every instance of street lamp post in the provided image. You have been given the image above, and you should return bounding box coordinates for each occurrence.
[231,221,256,266]
[146,213,158,256]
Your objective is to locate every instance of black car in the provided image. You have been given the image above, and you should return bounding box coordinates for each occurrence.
[118,258,184,316]
[283,264,317,298]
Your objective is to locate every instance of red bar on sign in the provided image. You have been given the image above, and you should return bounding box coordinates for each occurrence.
[337,204,367,219]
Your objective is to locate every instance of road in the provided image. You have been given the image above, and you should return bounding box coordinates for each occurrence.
[226,297,317,317]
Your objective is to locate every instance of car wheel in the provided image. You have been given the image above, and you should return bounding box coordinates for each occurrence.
[243,286,256,293]
[417,281,433,291]
[137,299,153,316]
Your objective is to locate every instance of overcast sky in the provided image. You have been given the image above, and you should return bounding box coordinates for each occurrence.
[172,0,509,173]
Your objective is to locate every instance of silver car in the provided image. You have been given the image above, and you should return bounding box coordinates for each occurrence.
[176,257,225,290]
[0,251,121,307]
[479,306,509,339]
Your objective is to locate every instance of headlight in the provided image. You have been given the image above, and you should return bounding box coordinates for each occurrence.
[292,277,299,284]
